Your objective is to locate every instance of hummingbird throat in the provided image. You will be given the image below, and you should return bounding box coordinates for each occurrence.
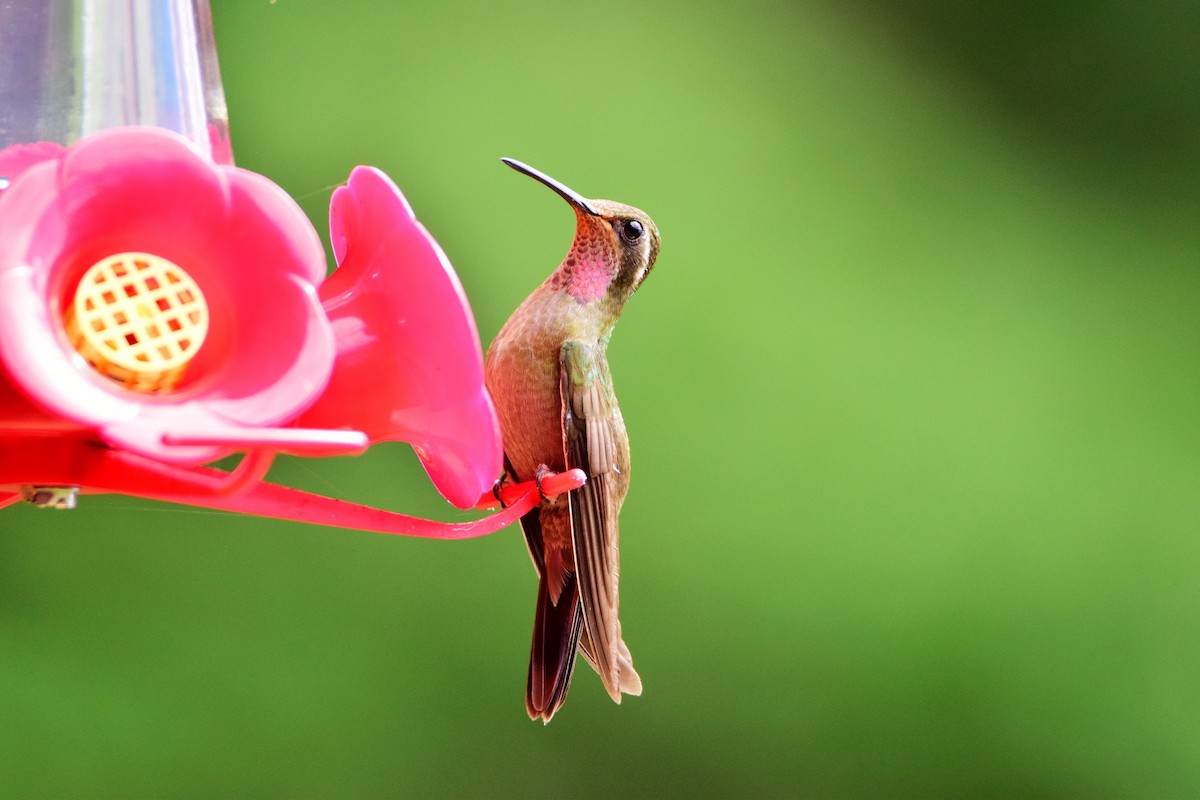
[553,231,618,303]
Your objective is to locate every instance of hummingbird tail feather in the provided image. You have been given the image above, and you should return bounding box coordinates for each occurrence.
[526,573,583,723]
[580,627,642,701]
[615,636,642,696]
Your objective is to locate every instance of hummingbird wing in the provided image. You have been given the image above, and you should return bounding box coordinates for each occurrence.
[579,622,642,698]
[560,340,626,702]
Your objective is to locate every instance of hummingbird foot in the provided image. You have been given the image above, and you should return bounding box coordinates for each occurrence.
[491,475,512,509]
[475,469,585,510]
[534,464,554,503]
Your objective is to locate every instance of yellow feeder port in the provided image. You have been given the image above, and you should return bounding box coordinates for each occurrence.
[63,252,209,393]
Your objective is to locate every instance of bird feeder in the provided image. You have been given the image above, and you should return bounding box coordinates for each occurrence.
[0,0,582,535]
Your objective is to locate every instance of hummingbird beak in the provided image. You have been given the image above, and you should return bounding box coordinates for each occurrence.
[501,158,599,216]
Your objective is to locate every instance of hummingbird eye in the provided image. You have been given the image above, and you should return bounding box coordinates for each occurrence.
[619,219,644,244]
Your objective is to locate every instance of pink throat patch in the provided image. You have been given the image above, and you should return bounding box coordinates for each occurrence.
[551,223,618,303]
[566,256,615,302]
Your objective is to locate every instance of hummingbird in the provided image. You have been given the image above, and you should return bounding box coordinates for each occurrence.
[485,158,660,722]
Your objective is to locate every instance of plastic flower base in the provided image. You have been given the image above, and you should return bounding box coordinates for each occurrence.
[0,126,573,537]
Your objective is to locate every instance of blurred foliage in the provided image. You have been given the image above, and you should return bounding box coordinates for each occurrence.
[2,1,1199,797]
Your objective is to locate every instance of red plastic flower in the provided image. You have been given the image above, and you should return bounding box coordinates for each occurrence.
[0,126,503,511]
[298,166,502,509]
[0,126,336,463]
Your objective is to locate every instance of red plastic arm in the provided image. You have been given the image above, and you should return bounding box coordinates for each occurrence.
[473,469,587,510]
[147,466,587,539]
[151,471,545,539]
[0,437,586,540]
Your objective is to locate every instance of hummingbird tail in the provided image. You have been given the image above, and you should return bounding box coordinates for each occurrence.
[580,626,643,701]
[526,573,583,723]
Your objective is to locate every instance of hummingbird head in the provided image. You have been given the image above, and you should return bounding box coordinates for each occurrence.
[501,158,660,308]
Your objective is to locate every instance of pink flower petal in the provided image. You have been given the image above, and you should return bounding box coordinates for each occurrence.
[298,166,502,508]
[0,127,335,463]
[0,141,67,192]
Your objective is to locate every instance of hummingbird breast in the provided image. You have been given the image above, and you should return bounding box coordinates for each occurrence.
[486,287,584,597]
[486,342,565,482]
[485,287,578,482]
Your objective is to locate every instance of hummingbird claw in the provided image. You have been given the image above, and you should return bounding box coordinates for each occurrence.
[534,465,553,503]
[492,478,508,509]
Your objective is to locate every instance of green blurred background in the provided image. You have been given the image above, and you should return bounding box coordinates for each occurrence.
[3,1,1200,796]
